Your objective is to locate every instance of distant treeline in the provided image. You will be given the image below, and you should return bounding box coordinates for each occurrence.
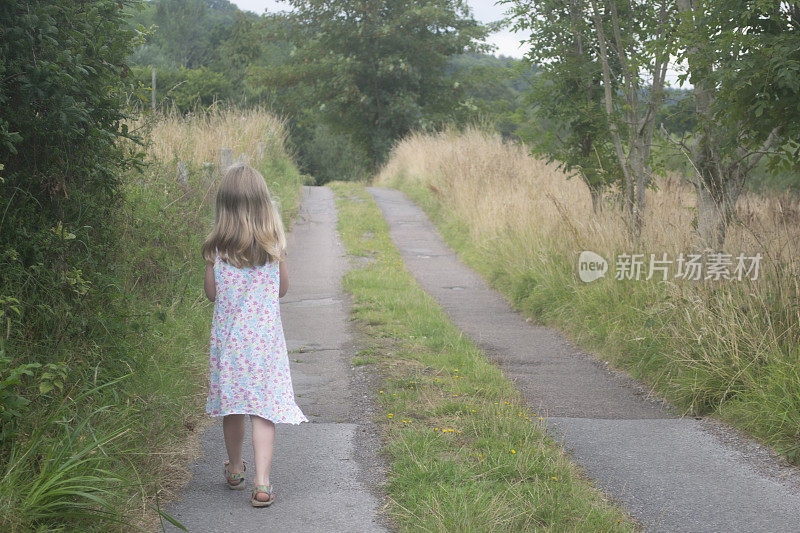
[124,0,699,184]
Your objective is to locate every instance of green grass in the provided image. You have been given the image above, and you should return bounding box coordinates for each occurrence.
[330,181,633,532]
[0,155,304,532]
[385,180,800,465]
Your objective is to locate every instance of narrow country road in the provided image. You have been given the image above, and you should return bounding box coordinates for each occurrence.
[368,186,800,533]
[163,187,386,533]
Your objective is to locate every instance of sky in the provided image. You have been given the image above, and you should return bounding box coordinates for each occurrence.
[228,0,530,59]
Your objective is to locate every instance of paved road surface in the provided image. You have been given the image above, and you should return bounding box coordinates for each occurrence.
[162,187,386,533]
[368,186,800,533]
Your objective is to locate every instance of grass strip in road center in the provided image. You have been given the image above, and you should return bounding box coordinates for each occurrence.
[330,182,633,532]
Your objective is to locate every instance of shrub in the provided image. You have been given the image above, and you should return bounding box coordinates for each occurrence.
[301,123,370,184]
[0,0,141,355]
[128,65,235,112]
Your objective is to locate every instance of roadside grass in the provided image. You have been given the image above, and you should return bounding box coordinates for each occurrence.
[330,181,633,532]
[375,126,800,464]
[0,108,304,532]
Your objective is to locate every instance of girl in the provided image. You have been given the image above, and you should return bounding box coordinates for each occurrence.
[201,163,308,508]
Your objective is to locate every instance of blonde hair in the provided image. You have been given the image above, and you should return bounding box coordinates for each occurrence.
[201,163,286,268]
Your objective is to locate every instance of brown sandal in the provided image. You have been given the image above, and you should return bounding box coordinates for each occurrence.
[223,460,246,490]
[251,483,275,507]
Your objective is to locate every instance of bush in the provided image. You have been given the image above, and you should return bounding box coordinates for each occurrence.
[128,65,235,112]
[301,123,370,184]
[0,0,141,356]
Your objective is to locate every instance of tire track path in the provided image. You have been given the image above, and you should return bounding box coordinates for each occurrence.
[163,186,386,533]
[368,186,800,533]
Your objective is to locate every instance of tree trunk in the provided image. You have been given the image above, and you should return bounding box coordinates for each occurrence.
[634,157,649,243]
[588,180,604,214]
[590,0,668,243]
[624,159,636,234]
[677,0,756,251]
[694,180,728,251]
[590,0,635,234]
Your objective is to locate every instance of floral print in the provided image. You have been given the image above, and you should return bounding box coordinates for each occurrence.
[206,254,308,424]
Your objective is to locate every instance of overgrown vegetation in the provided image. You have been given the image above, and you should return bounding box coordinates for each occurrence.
[0,104,303,531]
[331,181,633,532]
[377,126,800,463]
[125,0,282,111]
[1,0,140,368]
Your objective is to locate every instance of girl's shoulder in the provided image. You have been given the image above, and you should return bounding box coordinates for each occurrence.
[212,250,224,269]
[256,258,279,275]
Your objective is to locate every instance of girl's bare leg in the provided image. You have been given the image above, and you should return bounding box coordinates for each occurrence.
[222,414,246,472]
[250,414,275,488]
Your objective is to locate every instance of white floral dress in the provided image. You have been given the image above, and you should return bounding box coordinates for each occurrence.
[206,254,308,424]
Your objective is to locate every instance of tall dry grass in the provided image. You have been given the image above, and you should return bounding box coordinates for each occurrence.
[377,125,799,261]
[130,105,291,168]
[376,124,800,461]
[122,105,304,226]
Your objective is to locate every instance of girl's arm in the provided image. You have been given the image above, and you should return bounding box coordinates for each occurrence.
[279,259,289,298]
[204,261,216,302]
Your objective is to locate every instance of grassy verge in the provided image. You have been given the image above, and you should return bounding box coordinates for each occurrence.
[330,181,632,532]
[374,126,800,464]
[388,180,800,462]
[0,109,304,532]
[379,165,800,465]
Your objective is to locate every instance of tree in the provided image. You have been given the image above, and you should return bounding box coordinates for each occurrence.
[154,0,211,68]
[672,0,800,249]
[590,0,676,240]
[209,11,266,88]
[440,53,530,140]
[502,0,622,214]
[502,0,675,228]
[266,0,493,168]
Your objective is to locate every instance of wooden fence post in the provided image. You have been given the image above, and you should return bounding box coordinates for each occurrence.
[176,161,188,186]
[218,148,234,174]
